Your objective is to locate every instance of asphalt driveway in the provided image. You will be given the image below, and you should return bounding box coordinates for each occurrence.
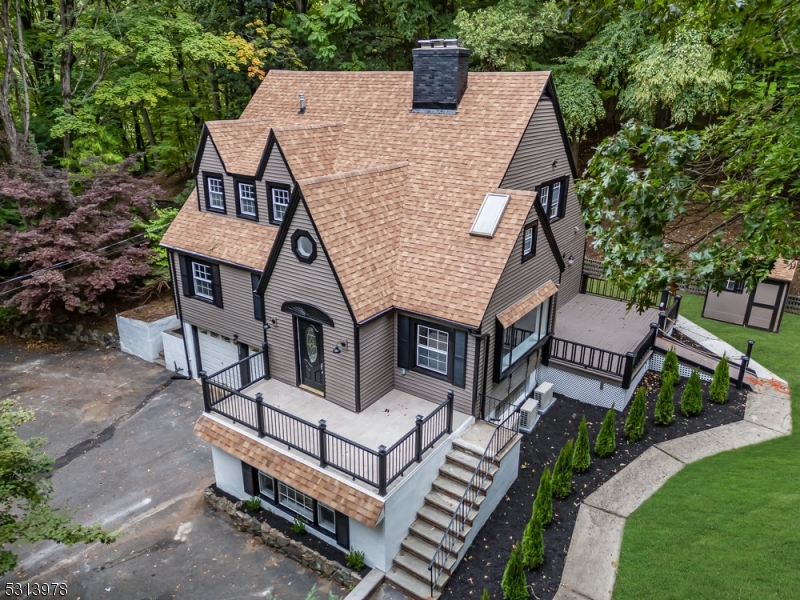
[0,341,347,599]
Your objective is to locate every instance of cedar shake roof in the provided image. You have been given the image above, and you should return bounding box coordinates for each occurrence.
[194,415,384,526]
[160,191,275,271]
[166,70,554,327]
[497,280,559,328]
[770,258,798,282]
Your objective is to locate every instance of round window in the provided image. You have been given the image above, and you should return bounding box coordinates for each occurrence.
[296,235,314,258]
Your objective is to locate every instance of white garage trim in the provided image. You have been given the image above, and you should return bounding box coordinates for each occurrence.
[198,329,240,375]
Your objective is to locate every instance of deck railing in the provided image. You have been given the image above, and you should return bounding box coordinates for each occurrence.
[200,367,455,495]
[428,403,521,595]
[580,273,661,308]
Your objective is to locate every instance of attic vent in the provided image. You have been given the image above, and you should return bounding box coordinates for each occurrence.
[470,193,510,238]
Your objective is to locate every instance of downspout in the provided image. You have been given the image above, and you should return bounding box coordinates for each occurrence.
[167,251,192,380]
[470,331,490,419]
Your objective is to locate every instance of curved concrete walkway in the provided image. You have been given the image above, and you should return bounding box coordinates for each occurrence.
[554,320,793,600]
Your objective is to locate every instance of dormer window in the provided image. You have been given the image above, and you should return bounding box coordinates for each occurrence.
[268,184,291,223]
[235,179,258,220]
[538,177,568,221]
[522,222,537,262]
[204,172,226,213]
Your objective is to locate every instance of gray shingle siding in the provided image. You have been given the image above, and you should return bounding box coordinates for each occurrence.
[358,312,395,410]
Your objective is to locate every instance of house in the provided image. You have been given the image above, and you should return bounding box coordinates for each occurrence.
[160,39,657,599]
[702,259,797,332]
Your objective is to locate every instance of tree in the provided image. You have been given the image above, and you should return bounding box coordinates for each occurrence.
[661,348,680,387]
[624,387,647,442]
[552,440,573,500]
[572,415,591,472]
[654,378,675,425]
[0,398,117,574]
[501,544,528,600]
[594,407,616,458]
[710,356,730,404]
[681,369,703,416]
[532,467,552,527]
[522,512,544,570]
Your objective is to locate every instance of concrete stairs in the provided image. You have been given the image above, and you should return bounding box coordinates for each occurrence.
[386,429,499,600]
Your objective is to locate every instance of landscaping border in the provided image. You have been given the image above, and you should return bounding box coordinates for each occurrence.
[554,351,792,600]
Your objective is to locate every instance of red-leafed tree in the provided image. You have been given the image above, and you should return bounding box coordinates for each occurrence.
[0,148,163,320]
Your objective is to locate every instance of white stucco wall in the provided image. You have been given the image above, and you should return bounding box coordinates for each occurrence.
[182,321,200,378]
[212,445,246,498]
[117,313,179,362]
[162,329,189,376]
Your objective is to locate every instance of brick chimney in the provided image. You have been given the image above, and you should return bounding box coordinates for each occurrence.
[412,39,471,112]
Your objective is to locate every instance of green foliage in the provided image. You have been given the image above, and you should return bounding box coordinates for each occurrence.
[572,415,591,473]
[0,399,118,575]
[552,440,573,500]
[710,356,730,404]
[662,348,680,387]
[522,512,544,570]
[654,378,675,425]
[291,515,307,534]
[624,387,647,442]
[501,544,528,600]
[481,589,490,600]
[681,370,703,417]
[594,408,617,458]
[345,548,365,570]
[532,467,552,527]
[245,496,261,511]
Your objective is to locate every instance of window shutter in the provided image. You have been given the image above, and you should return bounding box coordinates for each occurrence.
[335,511,349,549]
[397,315,410,369]
[453,330,467,388]
[241,462,259,496]
[559,177,569,218]
[178,255,192,297]
[251,274,263,321]
[211,264,223,308]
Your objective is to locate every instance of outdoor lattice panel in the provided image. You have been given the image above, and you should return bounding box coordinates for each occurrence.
[786,295,800,316]
[537,365,631,411]
[649,353,712,382]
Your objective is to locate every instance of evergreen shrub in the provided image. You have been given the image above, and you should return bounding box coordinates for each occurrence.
[594,408,616,457]
[624,386,647,442]
[572,416,591,472]
[681,369,703,416]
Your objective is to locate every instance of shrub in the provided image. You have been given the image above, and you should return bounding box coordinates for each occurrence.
[480,590,490,600]
[624,387,647,442]
[291,515,307,534]
[710,355,730,404]
[594,407,616,458]
[654,378,675,425]
[522,512,544,570]
[532,467,553,526]
[345,548,365,570]
[501,544,528,600]
[245,496,261,512]
[661,347,680,386]
[572,416,591,473]
[681,370,703,416]
[552,440,574,500]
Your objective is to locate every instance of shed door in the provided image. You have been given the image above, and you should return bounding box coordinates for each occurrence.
[746,282,783,331]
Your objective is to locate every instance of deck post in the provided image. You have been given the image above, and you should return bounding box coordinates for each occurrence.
[580,273,589,294]
[621,352,635,389]
[200,371,210,412]
[255,393,266,438]
[746,340,755,359]
[261,341,270,380]
[660,289,669,308]
[658,311,667,333]
[736,356,749,389]
[541,337,551,366]
[649,323,659,348]
[674,294,682,320]
[446,390,454,434]
[318,420,327,467]
[378,446,387,496]
[415,415,424,462]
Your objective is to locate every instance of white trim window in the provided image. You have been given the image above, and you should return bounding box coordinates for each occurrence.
[278,482,314,520]
[258,471,275,497]
[238,182,256,216]
[192,262,214,300]
[417,325,449,375]
[272,188,290,222]
[207,177,225,210]
[539,185,549,215]
[500,297,551,372]
[317,502,336,533]
[549,182,562,219]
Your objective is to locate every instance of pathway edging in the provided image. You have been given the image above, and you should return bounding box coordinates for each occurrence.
[554,338,792,600]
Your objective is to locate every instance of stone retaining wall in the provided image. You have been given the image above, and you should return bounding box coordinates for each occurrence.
[203,487,362,589]
[12,321,119,348]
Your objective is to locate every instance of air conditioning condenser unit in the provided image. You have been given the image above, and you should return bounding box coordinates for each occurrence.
[535,382,555,414]
[518,397,540,434]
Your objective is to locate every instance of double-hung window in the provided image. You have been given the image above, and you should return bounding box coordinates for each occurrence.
[178,255,223,308]
[522,222,537,262]
[397,316,467,387]
[204,173,226,212]
[278,482,314,520]
[538,177,568,221]
[270,186,290,223]
[417,325,450,375]
[191,262,214,300]
[236,180,257,219]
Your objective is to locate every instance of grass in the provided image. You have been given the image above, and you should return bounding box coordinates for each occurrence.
[614,294,800,600]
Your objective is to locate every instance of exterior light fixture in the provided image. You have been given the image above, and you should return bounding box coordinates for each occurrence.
[332,341,347,354]
[568,255,575,265]
[332,346,341,355]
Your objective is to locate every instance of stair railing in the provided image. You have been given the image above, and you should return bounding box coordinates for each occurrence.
[427,406,521,595]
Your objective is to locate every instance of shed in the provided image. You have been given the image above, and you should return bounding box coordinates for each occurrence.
[702,258,798,332]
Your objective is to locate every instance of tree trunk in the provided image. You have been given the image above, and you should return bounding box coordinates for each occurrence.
[0,0,18,161]
[140,102,157,168]
[207,62,221,120]
[295,0,306,14]
[132,105,148,172]
[59,0,76,157]
[14,0,29,139]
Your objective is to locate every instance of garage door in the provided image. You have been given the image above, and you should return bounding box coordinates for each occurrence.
[198,330,240,376]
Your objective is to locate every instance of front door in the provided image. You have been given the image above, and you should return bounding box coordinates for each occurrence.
[297,318,325,394]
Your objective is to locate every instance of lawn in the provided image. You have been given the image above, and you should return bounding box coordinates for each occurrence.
[614,293,800,600]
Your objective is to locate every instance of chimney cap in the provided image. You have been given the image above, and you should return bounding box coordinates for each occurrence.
[417,38,462,49]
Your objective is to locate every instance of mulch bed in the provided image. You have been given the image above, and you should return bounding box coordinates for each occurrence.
[442,370,747,600]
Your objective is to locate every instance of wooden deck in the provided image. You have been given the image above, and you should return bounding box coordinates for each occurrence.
[555,294,661,355]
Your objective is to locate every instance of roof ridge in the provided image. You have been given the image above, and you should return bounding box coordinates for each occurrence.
[297,161,409,187]
[273,122,344,132]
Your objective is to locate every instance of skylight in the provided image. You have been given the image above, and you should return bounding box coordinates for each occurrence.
[470,193,510,237]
